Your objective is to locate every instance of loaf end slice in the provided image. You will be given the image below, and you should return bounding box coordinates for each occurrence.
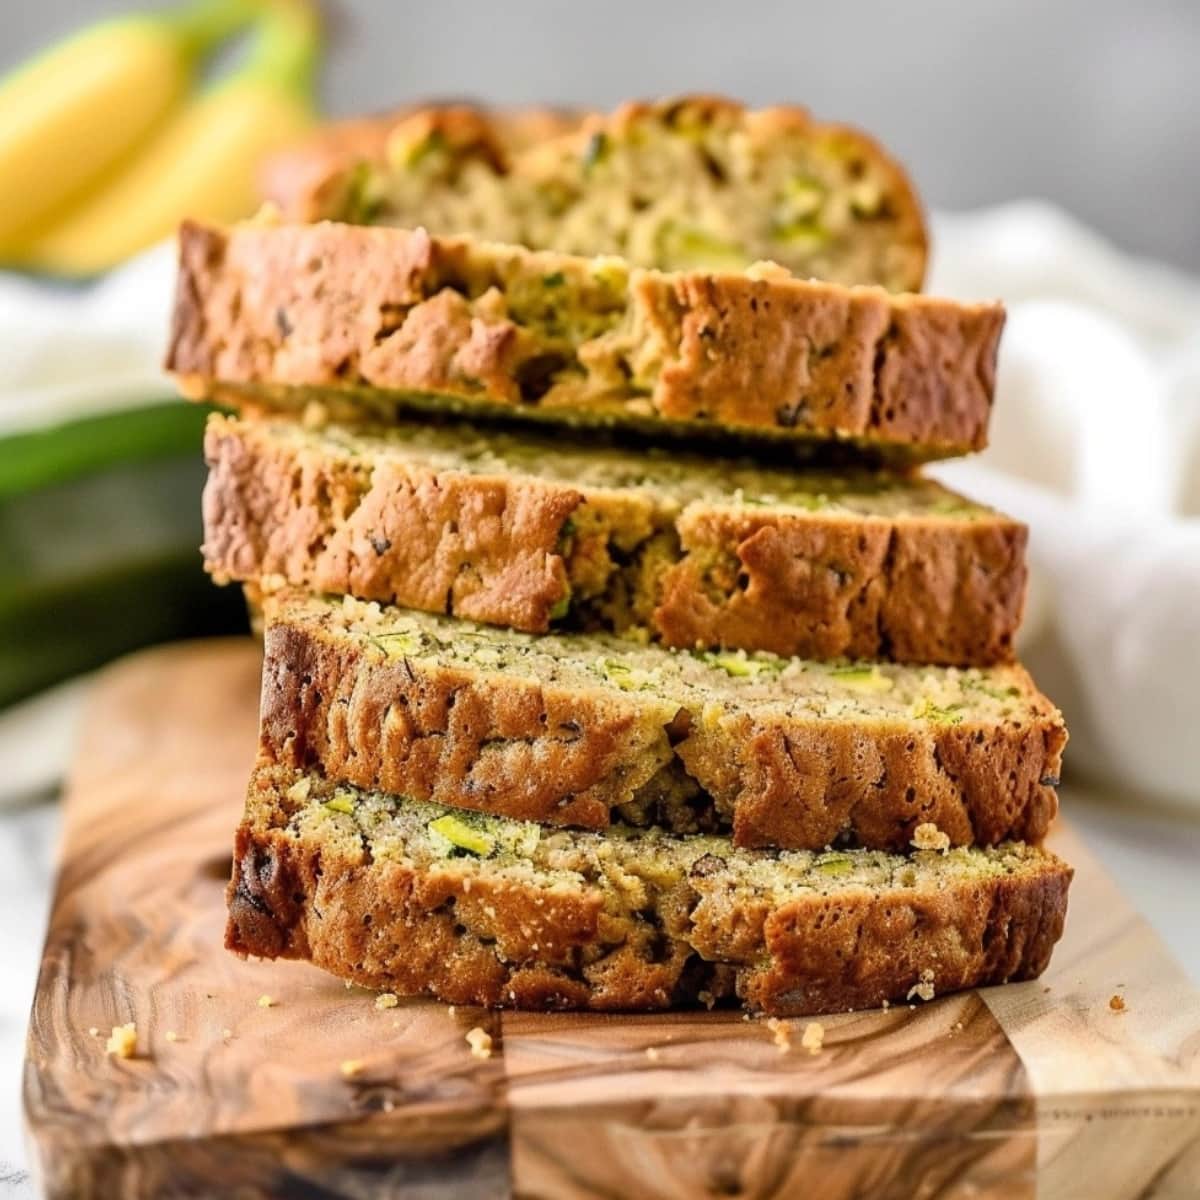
[288,95,927,292]
[227,764,1073,1017]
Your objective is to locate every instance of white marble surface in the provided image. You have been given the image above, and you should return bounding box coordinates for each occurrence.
[0,782,1197,1194]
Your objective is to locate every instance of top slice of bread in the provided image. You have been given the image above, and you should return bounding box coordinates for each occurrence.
[263,95,927,293]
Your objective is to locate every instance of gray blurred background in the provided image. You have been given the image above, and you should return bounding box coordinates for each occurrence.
[4,0,1198,270]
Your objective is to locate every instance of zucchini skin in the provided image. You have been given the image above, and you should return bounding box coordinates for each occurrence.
[0,402,209,498]
[0,549,245,708]
[0,403,245,708]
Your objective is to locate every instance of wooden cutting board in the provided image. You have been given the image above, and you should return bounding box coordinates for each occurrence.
[22,640,1200,1199]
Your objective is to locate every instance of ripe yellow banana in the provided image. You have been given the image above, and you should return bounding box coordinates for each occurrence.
[15,1,320,277]
[0,0,258,249]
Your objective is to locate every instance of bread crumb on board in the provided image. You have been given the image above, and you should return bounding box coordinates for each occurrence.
[105,1023,137,1059]
[911,822,951,852]
[766,1017,792,1053]
[1109,994,1127,1013]
[165,1030,180,1043]
[645,1046,662,1062]
[375,992,399,1011]
[340,1059,365,1078]
[257,994,276,1008]
[801,1021,825,1055]
[907,969,936,1003]
[466,1027,493,1059]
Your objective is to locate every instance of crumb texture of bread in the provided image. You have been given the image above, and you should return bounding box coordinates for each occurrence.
[465,1027,494,1058]
[801,1021,825,1054]
[203,414,1027,664]
[225,763,1073,1017]
[271,97,927,293]
[911,822,952,852]
[254,590,1066,851]
[166,221,1002,462]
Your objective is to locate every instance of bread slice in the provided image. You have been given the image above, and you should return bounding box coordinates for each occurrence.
[258,590,1065,851]
[262,103,586,224]
[227,762,1072,1015]
[206,413,1026,665]
[265,96,927,293]
[168,221,1002,463]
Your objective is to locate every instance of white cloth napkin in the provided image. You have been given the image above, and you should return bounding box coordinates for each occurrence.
[927,204,1200,804]
[0,245,176,435]
[1,203,1197,806]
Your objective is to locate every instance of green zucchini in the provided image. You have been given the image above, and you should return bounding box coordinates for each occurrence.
[0,402,245,707]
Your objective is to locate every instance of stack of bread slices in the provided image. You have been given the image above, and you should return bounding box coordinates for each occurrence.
[167,97,1072,1017]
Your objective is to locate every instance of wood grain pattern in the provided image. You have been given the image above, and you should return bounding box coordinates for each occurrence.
[504,998,1035,1200]
[22,640,1200,1199]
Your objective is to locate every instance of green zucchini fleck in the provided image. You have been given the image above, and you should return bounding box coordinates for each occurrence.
[582,131,609,172]
[405,129,447,169]
[428,814,495,856]
[816,857,853,876]
[549,590,571,621]
[700,650,785,679]
[911,699,966,725]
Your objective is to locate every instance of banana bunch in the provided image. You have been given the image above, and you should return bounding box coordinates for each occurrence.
[0,0,320,276]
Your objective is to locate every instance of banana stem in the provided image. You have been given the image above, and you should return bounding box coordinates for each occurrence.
[162,0,264,58]
[234,0,320,102]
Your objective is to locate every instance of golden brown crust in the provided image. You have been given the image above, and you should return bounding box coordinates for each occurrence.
[202,415,1025,664]
[259,619,668,832]
[168,221,1002,460]
[632,270,999,449]
[658,507,1027,664]
[256,598,1065,851]
[714,862,1072,1014]
[202,416,578,633]
[225,767,1072,1016]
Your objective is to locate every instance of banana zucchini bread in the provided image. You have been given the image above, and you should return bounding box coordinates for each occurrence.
[227,762,1072,1015]
[271,95,927,293]
[168,220,1002,462]
[206,413,1025,664]
[258,590,1065,851]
